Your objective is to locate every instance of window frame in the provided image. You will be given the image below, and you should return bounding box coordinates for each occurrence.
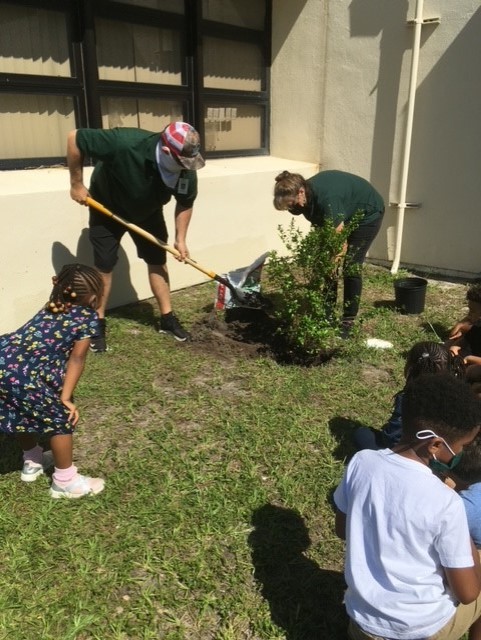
[0,0,271,169]
[0,0,86,169]
[199,14,270,159]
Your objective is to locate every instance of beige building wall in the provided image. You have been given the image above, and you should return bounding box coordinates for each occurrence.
[271,0,481,278]
[319,0,481,277]
[270,0,327,164]
[2,0,480,332]
[0,158,314,334]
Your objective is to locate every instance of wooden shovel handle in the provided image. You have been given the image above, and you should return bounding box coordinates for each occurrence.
[85,197,220,282]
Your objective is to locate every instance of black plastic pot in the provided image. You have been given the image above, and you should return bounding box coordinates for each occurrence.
[394,277,428,315]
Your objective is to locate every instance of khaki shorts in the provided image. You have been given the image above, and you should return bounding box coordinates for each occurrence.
[348,591,481,640]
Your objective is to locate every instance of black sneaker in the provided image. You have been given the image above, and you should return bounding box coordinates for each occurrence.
[90,318,107,353]
[339,318,355,340]
[353,427,384,451]
[159,313,191,342]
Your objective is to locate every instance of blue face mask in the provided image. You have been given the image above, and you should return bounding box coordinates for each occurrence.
[415,429,464,472]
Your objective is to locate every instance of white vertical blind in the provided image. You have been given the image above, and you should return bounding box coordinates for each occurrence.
[204,105,261,151]
[0,0,268,163]
[100,97,183,130]
[96,19,182,86]
[0,94,75,159]
[203,38,262,91]
[0,4,70,76]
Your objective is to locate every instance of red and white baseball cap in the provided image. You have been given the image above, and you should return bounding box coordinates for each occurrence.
[160,122,205,170]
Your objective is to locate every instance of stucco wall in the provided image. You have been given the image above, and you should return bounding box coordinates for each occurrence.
[321,0,481,277]
[270,0,327,163]
[0,158,315,334]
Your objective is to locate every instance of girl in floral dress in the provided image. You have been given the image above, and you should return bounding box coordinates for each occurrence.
[0,264,105,499]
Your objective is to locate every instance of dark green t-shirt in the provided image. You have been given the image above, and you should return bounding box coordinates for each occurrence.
[304,170,384,227]
[76,127,197,222]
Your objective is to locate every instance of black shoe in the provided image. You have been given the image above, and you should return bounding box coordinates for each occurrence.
[159,313,191,342]
[90,318,107,353]
[353,427,385,451]
[339,319,355,340]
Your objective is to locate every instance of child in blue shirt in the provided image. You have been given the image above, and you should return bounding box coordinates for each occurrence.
[453,436,481,549]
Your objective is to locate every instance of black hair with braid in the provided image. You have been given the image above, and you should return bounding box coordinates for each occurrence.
[402,373,481,441]
[46,264,104,314]
[404,340,466,382]
[467,284,481,305]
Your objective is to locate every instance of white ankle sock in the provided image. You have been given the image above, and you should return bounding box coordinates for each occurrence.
[53,465,78,485]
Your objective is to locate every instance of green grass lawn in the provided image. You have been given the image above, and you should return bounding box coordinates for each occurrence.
[0,265,469,639]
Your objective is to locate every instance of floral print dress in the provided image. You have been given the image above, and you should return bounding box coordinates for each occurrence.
[0,306,99,436]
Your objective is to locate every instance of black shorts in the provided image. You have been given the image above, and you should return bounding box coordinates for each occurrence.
[464,326,481,358]
[89,209,168,272]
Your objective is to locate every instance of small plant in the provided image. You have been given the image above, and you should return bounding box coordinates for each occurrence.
[266,215,361,358]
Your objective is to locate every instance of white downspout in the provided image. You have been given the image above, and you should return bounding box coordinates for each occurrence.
[390,0,424,274]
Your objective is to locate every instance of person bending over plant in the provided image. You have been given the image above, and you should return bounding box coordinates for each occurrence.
[273,170,384,338]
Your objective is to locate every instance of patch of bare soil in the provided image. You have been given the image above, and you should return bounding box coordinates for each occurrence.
[189,307,277,361]
[189,306,336,366]
[360,364,392,385]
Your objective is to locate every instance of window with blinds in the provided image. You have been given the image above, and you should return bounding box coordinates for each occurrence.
[0,0,270,169]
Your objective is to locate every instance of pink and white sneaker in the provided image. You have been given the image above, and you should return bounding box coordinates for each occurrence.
[50,474,105,499]
[21,450,54,483]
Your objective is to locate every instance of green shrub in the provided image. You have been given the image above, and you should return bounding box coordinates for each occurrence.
[266,215,360,357]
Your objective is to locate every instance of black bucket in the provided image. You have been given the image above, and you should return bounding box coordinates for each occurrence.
[394,277,428,315]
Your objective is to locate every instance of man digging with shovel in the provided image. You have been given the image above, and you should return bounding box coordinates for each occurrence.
[67,122,205,352]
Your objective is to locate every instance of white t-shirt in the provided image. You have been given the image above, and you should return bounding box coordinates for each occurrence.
[334,449,474,639]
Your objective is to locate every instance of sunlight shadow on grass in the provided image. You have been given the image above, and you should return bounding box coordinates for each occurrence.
[0,435,22,475]
[328,417,367,463]
[0,434,51,476]
[110,300,157,325]
[420,321,449,342]
[373,300,397,310]
[249,503,348,638]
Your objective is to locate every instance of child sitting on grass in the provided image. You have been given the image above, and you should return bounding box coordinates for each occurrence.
[0,263,105,499]
[448,283,481,360]
[354,341,465,450]
[448,284,481,394]
[335,373,481,640]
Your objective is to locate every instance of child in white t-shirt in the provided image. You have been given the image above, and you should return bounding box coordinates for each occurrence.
[334,373,481,640]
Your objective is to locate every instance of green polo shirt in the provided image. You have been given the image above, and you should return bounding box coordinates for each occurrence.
[305,170,384,227]
[76,128,197,222]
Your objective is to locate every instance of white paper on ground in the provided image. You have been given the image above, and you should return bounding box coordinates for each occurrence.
[365,338,394,349]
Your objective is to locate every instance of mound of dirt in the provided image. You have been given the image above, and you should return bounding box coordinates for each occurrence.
[189,308,277,361]
[189,307,336,366]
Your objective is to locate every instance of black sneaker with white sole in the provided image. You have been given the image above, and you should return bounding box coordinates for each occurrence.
[159,312,191,342]
[90,318,108,352]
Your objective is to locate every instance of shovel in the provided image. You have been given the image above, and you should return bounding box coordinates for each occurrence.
[85,197,265,308]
